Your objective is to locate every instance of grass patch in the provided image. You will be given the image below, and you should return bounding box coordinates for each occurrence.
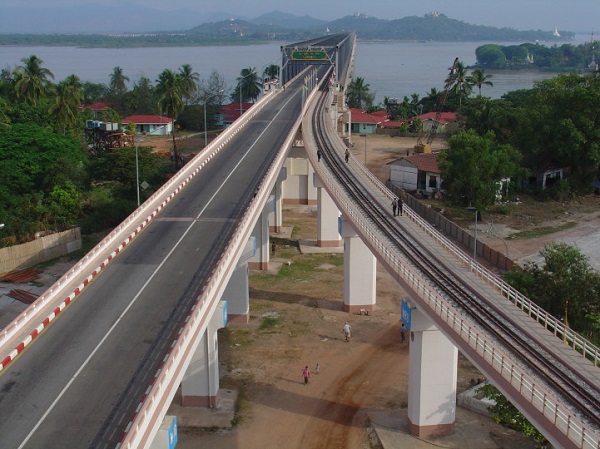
[259,315,281,330]
[507,221,577,240]
[222,328,254,348]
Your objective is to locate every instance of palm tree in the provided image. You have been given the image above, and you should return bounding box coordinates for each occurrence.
[178,64,200,105]
[234,68,261,104]
[346,77,374,110]
[109,66,129,97]
[263,64,279,82]
[467,68,494,97]
[49,74,83,134]
[156,69,185,167]
[13,55,54,106]
[445,60,472,111]
[0,97,11,129]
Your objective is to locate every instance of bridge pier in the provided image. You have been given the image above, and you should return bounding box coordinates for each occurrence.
[268,168,286,233]
[407,306,458,438]
[282,140,317,205]
[341,217,376,312]
[180,301,227,408]
[314,174,342,247]
[248,198,274,270]
[223,238,255,323]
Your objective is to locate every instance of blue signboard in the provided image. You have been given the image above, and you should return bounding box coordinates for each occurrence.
[168,415,178,449]
[401,299,412,330]
[222,300,228,328]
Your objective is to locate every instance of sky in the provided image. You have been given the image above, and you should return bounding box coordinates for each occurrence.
[2,0,599,34]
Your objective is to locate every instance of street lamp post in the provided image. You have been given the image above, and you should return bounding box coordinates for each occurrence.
[466,206,477,261]
[135,142,140,207]
[359,134,367,164]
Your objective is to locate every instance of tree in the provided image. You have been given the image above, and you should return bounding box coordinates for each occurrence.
[48,74,83,134]
[0,97,11,129]
[467,68,493,97]
[263,64,279,82]
[125,76,156,115]
[444,60,472,111]
[511,73,600,191]
[232,67,261,104]
[438,130,522,210]
[178,64,199,105]
[109,66,129,98]
[475,44,507,67]
[156,69,185,167]
[13,55,55,106]
[346,76,374,110]
[504,243,600,338]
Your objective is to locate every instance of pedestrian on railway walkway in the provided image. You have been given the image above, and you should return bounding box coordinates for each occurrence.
[317,148,322,162]
[392,197,398,216]
[345,148,350,163]
[398,197,404,216]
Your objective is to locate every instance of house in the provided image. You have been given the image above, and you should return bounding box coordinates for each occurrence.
[121,115,175,136]
[348,108,381,134]
[81,102,112,118]
[389,153,443,197]
[417,111,457,133]
[217,103,253,128]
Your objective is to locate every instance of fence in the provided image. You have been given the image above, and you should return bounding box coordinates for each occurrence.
[387,182,515,272]
[0,228,81,275]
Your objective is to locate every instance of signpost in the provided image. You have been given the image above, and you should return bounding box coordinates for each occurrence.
[401,298,412,330]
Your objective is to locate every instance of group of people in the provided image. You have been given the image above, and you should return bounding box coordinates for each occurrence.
[302,363,320,385]
[392,196,404,217]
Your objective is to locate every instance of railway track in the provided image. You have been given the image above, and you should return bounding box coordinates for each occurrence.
[309,80,600,432]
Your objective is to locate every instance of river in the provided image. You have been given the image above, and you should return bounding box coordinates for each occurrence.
[0,36,588,104]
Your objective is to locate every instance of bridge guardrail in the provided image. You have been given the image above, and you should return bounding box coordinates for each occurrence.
[118,69,321,449]
[0,88,281,372]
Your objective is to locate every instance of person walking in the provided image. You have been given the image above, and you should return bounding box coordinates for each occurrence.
[344,148,350,163]
[342,322,351,341]
[398,196,404,216]
[302,365,310,385]
[392,197,398,216]
[317,148,322,162]
[400,323,406,343]
[315,363,320,374]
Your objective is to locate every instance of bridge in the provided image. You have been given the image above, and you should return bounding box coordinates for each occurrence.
[0,32,599,449]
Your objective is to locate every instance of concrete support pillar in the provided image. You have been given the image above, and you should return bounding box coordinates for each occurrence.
[341,217,376,313]
[268,168,286,233]
[307,159,317,205]
[248,200,273,270]
[407,306,458,438]
[223,238,255,323]
[313,174,342,247]
[181,301,228,408]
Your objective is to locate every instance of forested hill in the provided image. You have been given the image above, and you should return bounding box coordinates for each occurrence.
[0,12,571,47]
[326,13,570,42]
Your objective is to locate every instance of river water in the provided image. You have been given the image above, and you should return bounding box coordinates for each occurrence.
[0,36,588,104]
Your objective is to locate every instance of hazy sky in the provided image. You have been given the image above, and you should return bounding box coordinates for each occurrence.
[2,0,599,33]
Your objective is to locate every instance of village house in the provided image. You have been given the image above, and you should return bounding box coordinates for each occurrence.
[347,108,381,134]
[417,111,457,133]
[121,115,175,136]
[389,153,444,198]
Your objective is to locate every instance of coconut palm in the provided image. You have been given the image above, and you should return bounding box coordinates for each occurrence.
[234,68,261,103]
[263,64,279,82]
[178,64,200,104]
[13,55,55,106]
[156,69,185,167]
[445,59,472,111]
[467,68,494,97]
[346,76,374,110]
[109,66,129,97]
[49,74,83,134]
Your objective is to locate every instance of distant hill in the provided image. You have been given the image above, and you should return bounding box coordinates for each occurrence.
[317,12,571,42]
[0,11,572,47]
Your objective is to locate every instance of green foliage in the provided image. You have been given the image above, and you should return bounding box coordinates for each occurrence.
[346,76,374,110]
[79,183,136,233]
[438,130,522,210]
[259,315,281,330]
[477,383,545,442]
[504,243,600,339]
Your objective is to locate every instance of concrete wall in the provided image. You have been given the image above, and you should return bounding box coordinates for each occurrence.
[0,228,82,274]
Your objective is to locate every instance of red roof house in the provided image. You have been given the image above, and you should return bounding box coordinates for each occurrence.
[388,153,443,196]
[122,115,175,135]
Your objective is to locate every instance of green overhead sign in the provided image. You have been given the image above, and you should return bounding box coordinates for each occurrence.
[291,50,328,61]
